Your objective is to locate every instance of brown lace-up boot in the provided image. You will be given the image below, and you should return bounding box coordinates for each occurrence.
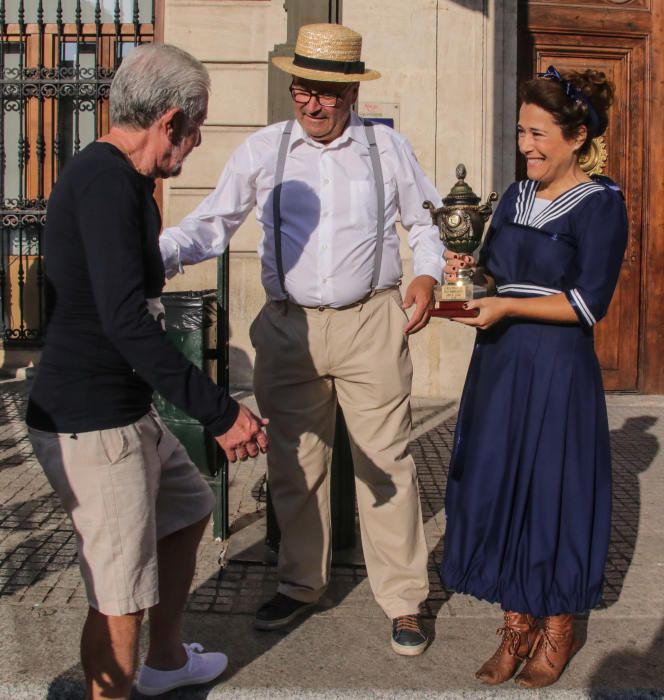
[515,613,579,688]
[475,612,538,684]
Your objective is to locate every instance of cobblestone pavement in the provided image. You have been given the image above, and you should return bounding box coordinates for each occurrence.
[0,381,455,619]
[2,378,662,630]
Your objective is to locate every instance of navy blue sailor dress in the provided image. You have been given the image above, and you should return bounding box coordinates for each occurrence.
[440,176,628,616]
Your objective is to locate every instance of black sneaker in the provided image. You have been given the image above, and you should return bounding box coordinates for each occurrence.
[391,614,429,656]
[254,593,316,631]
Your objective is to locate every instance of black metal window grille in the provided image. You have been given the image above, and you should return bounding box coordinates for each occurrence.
[0,0,155,346]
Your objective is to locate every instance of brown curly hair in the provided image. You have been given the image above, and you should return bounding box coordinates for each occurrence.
[519,69,615,156]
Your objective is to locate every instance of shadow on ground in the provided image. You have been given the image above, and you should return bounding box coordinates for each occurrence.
[588,620,664,698]
[2,380,659,695]
[599,416,659,608]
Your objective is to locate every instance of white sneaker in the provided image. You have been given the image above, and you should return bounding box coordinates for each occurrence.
[136,642,228,696]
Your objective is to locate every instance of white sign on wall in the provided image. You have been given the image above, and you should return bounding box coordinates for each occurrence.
[358,102,400,131]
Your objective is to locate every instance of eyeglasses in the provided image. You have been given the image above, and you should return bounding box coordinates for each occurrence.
[289,85,347,108]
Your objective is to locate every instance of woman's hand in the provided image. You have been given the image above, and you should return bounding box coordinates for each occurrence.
[444,251,496,294]
[451,296,511,330]
[443,250,475,283]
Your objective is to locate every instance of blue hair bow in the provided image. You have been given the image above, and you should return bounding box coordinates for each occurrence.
[538,65,601,137]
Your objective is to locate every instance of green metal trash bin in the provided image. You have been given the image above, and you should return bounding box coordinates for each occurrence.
[153,289,229,539]
[266,404,357,554]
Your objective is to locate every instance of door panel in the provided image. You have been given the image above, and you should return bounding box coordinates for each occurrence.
[520,10,648,390]
[533,39,643,390]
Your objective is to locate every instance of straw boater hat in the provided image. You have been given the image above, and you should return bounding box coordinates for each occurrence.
[272,23,380,83]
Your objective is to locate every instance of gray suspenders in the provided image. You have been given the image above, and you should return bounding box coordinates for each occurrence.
[272,120,294,302]
[272,119,386,301]
[364,120,385,293]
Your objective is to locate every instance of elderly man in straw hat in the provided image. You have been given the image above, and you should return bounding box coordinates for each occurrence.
[160,23,444,656]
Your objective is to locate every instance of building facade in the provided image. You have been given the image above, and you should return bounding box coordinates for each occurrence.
[2,0,662,397]
[162,0,518,398]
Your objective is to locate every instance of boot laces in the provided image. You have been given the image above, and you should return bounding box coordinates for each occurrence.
[496,625,521,656]
[493,613,531,659]
[394,614,422,634]
[531,621,568,669]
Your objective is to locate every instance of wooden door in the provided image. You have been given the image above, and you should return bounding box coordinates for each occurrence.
[520,1,664,392]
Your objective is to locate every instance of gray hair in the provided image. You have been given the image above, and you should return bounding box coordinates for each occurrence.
[110,43,210,130]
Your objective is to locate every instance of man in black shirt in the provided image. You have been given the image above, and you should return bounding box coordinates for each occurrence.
[26,43,266,699]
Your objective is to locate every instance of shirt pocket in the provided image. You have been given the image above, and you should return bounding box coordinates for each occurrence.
[349,178,396,232]
[349,181,375,229]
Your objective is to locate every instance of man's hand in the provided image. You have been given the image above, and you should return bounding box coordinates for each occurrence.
[402,274,437,335]
[215,403,269,463]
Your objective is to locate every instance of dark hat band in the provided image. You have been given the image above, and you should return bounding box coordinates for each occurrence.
[293,52,365,75]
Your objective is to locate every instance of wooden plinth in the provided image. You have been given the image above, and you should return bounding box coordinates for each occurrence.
[429,301,479,318]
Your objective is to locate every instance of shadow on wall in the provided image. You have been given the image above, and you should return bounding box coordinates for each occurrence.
[449,0,488,13]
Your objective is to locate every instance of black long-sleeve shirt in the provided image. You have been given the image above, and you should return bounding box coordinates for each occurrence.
[26,142,238,435]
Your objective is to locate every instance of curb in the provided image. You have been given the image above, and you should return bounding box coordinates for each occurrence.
[0,365,35,380]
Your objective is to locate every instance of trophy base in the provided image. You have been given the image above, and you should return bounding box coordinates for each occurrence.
[430,301,479,318]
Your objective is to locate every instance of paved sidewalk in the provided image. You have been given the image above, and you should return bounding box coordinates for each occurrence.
[0,377,662,698]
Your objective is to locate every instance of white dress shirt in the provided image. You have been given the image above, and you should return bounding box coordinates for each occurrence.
[160,111,444,308]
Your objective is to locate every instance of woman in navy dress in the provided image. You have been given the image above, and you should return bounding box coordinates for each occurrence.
[440,67,627,688]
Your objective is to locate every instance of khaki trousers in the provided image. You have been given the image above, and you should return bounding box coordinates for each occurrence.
[250,288,429,618]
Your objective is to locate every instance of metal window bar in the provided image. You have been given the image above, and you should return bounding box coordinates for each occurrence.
[0,0,154,345]
[215,251,231,541]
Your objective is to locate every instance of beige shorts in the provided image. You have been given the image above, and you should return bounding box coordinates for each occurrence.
[28,409,214,616]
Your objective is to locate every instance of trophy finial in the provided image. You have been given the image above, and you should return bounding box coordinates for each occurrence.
[445,164,479,207]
